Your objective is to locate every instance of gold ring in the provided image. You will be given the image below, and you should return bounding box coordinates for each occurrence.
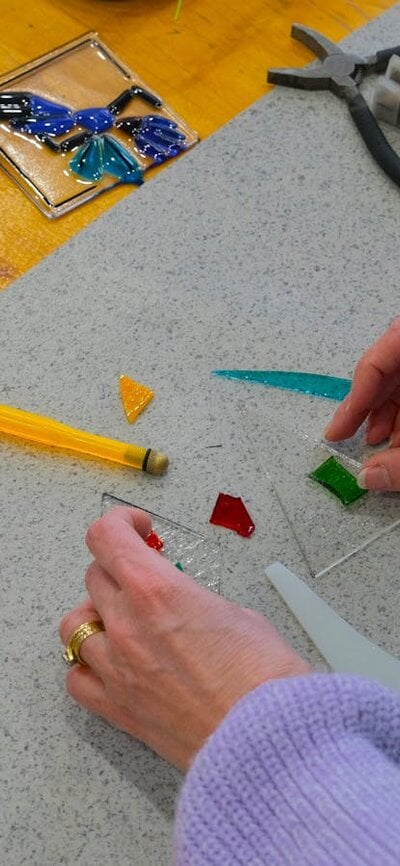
[63,620,105,666]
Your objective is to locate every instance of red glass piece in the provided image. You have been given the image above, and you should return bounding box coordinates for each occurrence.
[145,530,164,551]
[209,493,255,538]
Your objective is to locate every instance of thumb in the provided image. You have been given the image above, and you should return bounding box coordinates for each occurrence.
[357,447,400,491]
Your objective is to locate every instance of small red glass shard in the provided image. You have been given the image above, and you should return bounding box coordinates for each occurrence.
[209,493,255,538]
[145,530,164,551]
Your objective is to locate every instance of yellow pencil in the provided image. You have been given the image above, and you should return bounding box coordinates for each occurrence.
[0,403,169,475]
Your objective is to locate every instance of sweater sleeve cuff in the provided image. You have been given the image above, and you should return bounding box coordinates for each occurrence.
[174,673,400,866]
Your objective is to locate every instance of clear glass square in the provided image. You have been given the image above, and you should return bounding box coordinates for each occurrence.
[101,493,221,593]
[268,430,400,578]
[0,33,198,217]
[212,390,400,581]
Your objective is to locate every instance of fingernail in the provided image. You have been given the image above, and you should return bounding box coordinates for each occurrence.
[357,466,391,490]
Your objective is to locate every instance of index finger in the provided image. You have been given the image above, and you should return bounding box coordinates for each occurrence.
[325,318,400,441]
[85,506,177,589]
[86,506,151,563]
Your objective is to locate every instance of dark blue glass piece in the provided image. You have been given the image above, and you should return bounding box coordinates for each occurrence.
[28,95,72,117]
[142,114,182,129]
[7,94,73,135]
[135,134,180,162]
[102,135,143,184]
[136,117,186,162]
[73,107,114,134]
[10,114,75,136]
[146,125,186,144]
[140,116,185,140]
[117,114,186,162]
[69,136,104,182]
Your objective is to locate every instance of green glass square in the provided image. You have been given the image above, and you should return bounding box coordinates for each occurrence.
[309,456,367,506]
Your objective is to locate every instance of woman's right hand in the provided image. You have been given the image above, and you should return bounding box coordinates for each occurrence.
[324,317,400,490]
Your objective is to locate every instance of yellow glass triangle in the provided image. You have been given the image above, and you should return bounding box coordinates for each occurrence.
[119,375,154,423]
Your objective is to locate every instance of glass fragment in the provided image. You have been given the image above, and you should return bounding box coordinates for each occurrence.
[119,375,154,423]
[69,135,143,184]
[73,107,114,133]
[69,136,104,182]
[212,370,351,401]
[101,136,143,184]
[102,493,221,592]
[310,456,367,506]
[209,492,255,537]
[116,114,187,163]
[145,530,164,551]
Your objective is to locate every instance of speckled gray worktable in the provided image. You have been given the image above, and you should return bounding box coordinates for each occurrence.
[2,7,400,864]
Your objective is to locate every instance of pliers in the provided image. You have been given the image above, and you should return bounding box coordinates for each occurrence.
[267,24,400,188]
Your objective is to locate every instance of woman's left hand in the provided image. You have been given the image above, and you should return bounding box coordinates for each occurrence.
[60,506,309,770]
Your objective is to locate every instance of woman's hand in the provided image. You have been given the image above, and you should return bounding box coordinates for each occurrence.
[60,506,309,770]
[325,317,400,490]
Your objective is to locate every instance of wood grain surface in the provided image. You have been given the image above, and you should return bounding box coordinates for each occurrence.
[0,0,396,290]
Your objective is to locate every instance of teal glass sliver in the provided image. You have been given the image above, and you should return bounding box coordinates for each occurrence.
[212,370,352,401]
[310,456,367,506]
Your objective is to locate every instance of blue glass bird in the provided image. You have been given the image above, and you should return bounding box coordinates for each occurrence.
[0,86,188,184]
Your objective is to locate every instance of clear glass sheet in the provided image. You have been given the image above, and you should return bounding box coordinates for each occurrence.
[211,388,400,580]
[0,33,198,217]
[267,429,400,579]
[101,493,221,593]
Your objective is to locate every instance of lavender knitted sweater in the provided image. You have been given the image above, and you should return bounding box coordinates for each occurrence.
[174,675,400,865]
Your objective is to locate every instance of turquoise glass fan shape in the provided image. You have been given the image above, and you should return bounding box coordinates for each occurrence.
[70,136,104,181]
[69,134,143,184]
[102,136,143,183]
[212,370,352,401]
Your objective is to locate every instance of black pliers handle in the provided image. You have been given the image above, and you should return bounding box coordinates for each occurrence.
[267,24,400,188]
